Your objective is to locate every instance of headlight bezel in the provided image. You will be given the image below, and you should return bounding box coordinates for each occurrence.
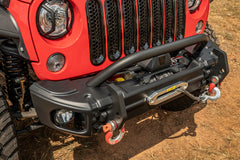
[188,0,202,13]
[36,0,74,40]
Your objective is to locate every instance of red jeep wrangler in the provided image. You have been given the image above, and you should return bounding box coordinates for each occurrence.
[0,0,228,158]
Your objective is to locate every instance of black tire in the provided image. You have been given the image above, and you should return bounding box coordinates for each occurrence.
[204,22,220,46]
[0,90,20,160]
[161,23,219,111]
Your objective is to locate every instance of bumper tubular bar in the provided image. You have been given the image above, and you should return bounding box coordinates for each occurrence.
[87,34,209,87]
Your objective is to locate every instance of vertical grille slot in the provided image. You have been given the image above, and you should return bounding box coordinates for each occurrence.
[105,0,122,61]
[152,0,163,47]
[164,0,175,44]
[86,0,106,65]
[137,0,151,50]
[122,0,137,55]
[86,0,187,63]
[176,0,186,40]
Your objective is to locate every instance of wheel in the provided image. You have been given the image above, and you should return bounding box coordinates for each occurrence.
[204,22,220,46]
[0,90,20,160]
[161,23,219,111]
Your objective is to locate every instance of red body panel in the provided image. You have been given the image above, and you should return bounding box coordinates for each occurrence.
[185,0,210,37]
[8,0,210,80]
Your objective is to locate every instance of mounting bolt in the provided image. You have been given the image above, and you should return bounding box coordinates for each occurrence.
[206,70,211,74]
[20,47,24,52]
[99,112,108,122]
[211,76,219,84]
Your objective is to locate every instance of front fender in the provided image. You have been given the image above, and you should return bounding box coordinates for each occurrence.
[0,7,18,38]
[0,1,38,61]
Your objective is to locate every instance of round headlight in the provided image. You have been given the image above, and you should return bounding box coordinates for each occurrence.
[188,0,202,13]
[36,0,74,39]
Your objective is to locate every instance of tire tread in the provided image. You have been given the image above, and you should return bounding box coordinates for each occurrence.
[0,91,20,160]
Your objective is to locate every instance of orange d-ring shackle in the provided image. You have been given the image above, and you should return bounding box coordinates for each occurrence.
[102,120,125,145]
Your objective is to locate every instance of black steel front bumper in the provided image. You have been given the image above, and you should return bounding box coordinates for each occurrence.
[30,35,229,137]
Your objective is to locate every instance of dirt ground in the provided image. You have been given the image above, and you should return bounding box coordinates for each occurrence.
[18,0,240,159]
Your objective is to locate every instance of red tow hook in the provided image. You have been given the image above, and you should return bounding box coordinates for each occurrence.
[209,76,219,94]
[200,76,221,103]
[208,83,216,94]
[102,120,125,145]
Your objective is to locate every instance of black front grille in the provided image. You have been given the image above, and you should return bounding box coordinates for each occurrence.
[164,0,175,43]
[105,0,122,61]
[176,0,186,40]
[152,0,163,47]
[137,0,151,50]
[122,0,137,55]
[86,0,186,65]
[86,0,106,65]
